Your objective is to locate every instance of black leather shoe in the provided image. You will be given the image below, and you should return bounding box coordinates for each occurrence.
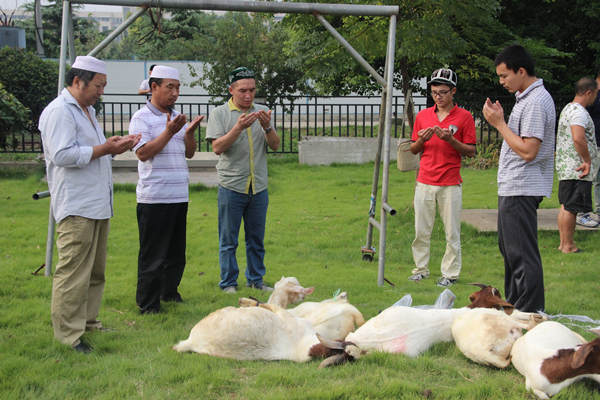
[73,340,92,354]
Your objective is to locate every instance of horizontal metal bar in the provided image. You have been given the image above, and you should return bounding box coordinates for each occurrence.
[32,191,50,200]
[72,0,399,16]
[88,7,147,57]
[368,217,381,231]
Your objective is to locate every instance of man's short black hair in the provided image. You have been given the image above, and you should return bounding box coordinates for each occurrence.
[148,77,163,89]
[575,76,597,95]
[66,68,96,86]
[495,45,535,76]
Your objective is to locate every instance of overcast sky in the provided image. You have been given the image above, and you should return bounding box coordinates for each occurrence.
[1,0,118,11]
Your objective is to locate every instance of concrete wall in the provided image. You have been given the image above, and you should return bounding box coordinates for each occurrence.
[298,136,406,166]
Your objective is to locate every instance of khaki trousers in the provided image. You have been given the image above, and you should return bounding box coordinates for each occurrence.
[411,182,462,279]
[51,216,109,346]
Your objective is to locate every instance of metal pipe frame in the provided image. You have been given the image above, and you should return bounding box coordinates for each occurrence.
[88,7,148,57]
[49,0,399,285]
[73,0,399,16]
[46,0,72,276]
[67,5,76,65]
[377,14,396,287]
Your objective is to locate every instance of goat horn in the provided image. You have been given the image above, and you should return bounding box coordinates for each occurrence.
[318,353,351,369]
[468,282,489,289]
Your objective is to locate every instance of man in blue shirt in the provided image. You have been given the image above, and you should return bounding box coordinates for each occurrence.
[39,56,140,353]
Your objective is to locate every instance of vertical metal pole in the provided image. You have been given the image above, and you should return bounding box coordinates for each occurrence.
[377,14,397,286]
[66,4,76,65]
[45,0,71,277]
[363,86,387,258]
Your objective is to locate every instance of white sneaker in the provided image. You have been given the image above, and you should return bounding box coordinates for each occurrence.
[576,213,600,228]
[586,212,600,223]
[222,286,237,294]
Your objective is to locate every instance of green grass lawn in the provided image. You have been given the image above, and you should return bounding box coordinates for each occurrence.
[1,158,599,399]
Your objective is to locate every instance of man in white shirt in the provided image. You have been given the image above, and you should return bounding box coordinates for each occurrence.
[137,64,156,95]
[555,77,598,252]
[39,56,140,353]
[130,65,202,314]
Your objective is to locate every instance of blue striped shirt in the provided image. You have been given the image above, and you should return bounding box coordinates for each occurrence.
[498,79,556,197]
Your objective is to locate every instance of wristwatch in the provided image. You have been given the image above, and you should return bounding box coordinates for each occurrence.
[264,126,273,133]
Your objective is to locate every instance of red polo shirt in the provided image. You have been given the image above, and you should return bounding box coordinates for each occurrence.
[411,105,476,186]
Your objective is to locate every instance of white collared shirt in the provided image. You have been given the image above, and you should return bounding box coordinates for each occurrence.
[39,88,113,223]
[130,101,189,203]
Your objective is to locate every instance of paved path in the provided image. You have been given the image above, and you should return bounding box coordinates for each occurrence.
[461,208,598,232]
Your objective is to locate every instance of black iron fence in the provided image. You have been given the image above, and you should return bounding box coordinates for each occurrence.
[2,93,506,154]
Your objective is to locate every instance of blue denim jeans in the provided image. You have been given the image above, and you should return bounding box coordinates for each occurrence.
[217,186,268,289]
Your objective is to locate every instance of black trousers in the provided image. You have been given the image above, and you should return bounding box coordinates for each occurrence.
[497,196,545,312]
[136,202,188,313]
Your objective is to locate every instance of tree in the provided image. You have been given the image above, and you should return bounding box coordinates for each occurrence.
[498,0,599,102]
[283,0,570,127]
[104,9,218,60]
[189,12,309,108]
[17,1,101,58]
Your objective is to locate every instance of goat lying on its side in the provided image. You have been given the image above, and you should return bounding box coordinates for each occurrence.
[288,291,365,341]
[239,277,364,341]
[173,277,363,362]
[173,302,320,361]
[313,284,543,368]
[451,307,539,368]
[510,321,600,399]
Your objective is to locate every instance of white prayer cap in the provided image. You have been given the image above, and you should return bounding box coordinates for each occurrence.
[150,65,180,81]
[71,56,107,75]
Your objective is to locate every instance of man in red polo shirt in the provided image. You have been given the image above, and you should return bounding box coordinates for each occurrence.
[408,68,476,287]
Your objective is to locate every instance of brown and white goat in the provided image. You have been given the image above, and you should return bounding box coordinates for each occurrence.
[510,321,600,399]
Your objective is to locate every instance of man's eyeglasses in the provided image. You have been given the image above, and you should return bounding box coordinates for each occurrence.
[431,89,452,97]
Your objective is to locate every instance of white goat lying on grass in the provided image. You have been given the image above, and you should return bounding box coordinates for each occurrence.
[173,277,363,361]
[173,302,320,361]
[451,307,539,368]
[288,291,365,341]
[239,277,365,341]
[510,321,600,399]
[313,284,544,368]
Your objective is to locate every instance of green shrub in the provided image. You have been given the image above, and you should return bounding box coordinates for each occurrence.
[0,47,59,130]
[0,82,31,150]
[462,141,501,169]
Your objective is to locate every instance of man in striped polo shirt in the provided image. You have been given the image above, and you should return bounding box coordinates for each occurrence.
[206,67,280,294]
[130,65,203,314]
[483,45,556,313]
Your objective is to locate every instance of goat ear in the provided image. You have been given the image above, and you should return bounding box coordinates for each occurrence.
[316,333,345,350]
[572,343,594,369]
[303,287,315,295]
